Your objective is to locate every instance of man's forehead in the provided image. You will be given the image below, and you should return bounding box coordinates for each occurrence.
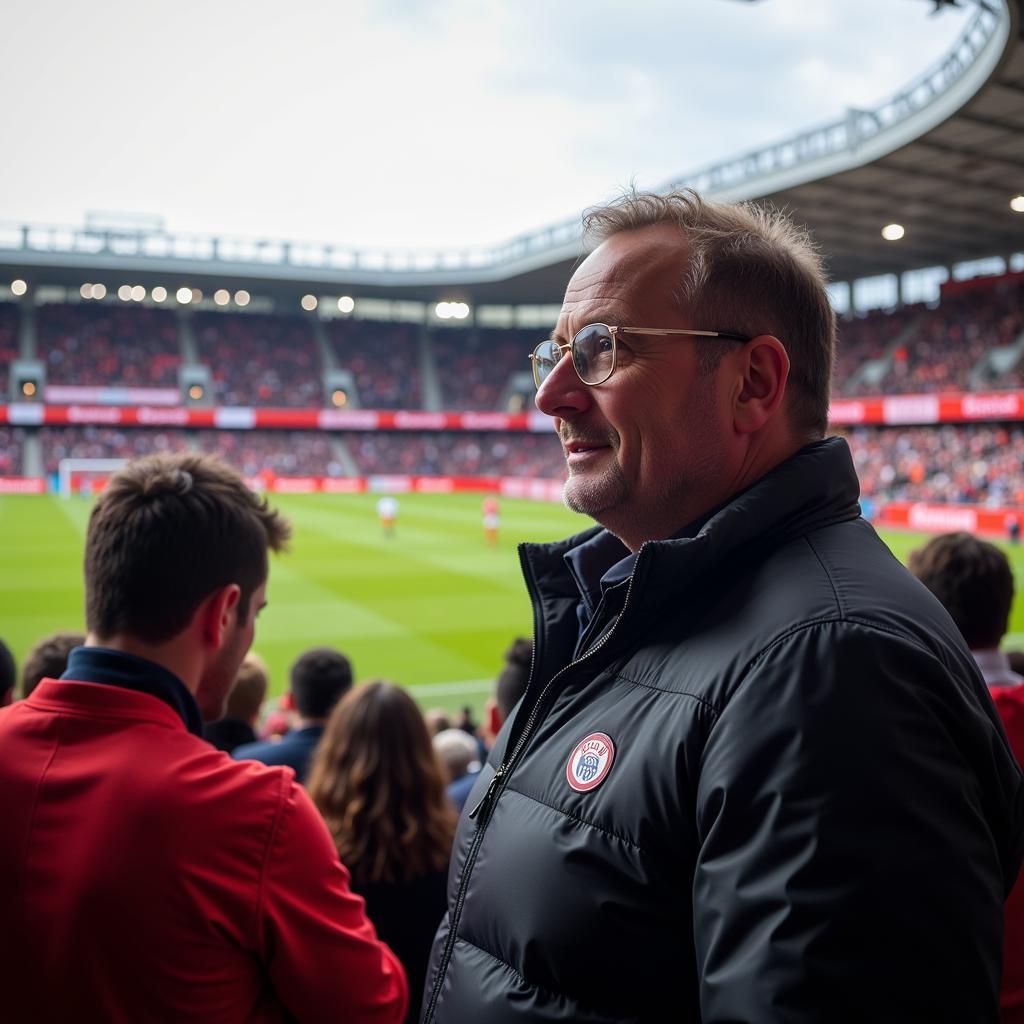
[557,227,690,333]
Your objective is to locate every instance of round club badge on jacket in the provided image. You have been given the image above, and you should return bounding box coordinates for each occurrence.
[566,732,615,792]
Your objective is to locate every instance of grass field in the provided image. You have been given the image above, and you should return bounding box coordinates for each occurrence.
[4,492,1024,718]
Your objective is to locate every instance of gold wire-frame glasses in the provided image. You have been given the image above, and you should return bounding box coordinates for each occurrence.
[529,322,751,389]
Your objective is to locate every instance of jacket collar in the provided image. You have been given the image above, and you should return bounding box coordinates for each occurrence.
[521,436,862,626]
[60,646,204,736]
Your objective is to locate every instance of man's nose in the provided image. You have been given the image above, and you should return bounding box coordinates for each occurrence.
[535,351,591,418]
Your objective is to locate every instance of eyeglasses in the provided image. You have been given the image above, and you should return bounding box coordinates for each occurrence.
[529,323,752,389]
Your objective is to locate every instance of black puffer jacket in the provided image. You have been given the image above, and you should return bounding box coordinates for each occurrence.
[423,439,1024,1024]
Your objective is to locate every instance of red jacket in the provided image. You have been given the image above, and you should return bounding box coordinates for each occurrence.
[992,684,1024,1024]
[0,678,408,1024]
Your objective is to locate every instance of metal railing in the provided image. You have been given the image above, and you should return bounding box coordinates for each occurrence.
[0,1,1007,279]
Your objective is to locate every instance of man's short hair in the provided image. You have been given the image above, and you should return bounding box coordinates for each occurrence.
[22,631,86,698]
[84,453,290,644]
[496,637,531,720]
[0,638,15,701]
[908,532,1015,650]
[225,652,269,723]
[290,646,354,720]
[583,188,835,438]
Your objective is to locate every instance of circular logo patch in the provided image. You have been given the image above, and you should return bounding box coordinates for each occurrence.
[566,732,615,792]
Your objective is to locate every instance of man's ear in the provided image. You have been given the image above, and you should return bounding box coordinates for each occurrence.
[201,584,242,649]
[733,335,790,435]
[485,697,502,740]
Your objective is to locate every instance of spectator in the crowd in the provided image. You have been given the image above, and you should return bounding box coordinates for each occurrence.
[308,681,456,1024]
[0,638,14,707]
[909,531,1024,1021]
[424,188,1024,1022]
[447,637,532,811]
[433,728,481,811]
[423,708,451,736]
[0,453,407,1022]
[203,652,269,754]
[20,630,86,699]
[234,645,353,783]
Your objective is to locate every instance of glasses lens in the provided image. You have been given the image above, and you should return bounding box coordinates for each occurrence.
[532,340,562,388]
[572,324,615,385]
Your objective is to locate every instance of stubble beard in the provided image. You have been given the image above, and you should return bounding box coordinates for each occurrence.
[562,456,629,521]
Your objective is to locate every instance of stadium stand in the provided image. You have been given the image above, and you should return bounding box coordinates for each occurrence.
[193,311,322,407]
[432,327,532,410]
[194,430,344,477]
[37,304,181,387]
[40,426,190,475]
[327,319,421,410]
[0,428,25,476]
[0,302,17,397]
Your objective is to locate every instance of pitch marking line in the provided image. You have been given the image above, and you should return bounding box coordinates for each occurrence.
[411,679,494,697]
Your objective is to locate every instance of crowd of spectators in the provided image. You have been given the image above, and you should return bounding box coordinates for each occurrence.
[40,426,189,475]
[0,302,17,397]
[348,430,566,479]
[194,430,344,477]
[0,427,25,476]
[37,305,181,388]
[842,424,1024,507]
[432,327,532,410]
[194,312,322,407]
[328,319,422,410]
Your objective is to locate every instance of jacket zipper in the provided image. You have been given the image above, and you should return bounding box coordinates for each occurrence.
[423,546,643,1022]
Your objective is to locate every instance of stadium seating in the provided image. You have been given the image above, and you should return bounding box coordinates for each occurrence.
[194,312,322,407]
[194,430,344,477]
[432,327,533,410]
[327,319,421,410]
[0,302,17,397]
[40,426,190,475]
[0,427,24,476]
[37,305,181,387]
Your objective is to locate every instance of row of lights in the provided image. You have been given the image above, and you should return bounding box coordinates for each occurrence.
[436,301,470,320]
[301,294,356,313]
[882,195,1024,242]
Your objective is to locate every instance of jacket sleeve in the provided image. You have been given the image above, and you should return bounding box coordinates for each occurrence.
[693,620,1013,1024]
[258,776,409,1024]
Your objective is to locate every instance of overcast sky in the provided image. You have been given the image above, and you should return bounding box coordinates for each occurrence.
[0,0,970,250]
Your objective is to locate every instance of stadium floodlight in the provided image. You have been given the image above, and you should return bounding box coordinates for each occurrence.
[117,285,132,301]
[234,290,250,307]
[1011,195,1024,213]
[11,279,27,296]
[151,286,167,302]
[214,289,230,306]
[91,283,107,300]
[332,388,348,407]
[176,287,193,304]
[882,223,905,241]
[301,294,318,311]
[188,384,205,401]
[130,285,146,302]
[436,302,453,319]
[80,283,92,300]
[453,302,470,320]
[338,296,355,314]
[21,381,37,398]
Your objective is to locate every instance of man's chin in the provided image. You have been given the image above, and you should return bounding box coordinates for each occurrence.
[562,476,625,520]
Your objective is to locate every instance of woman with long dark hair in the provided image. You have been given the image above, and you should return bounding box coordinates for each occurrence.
[307,681,457,1023]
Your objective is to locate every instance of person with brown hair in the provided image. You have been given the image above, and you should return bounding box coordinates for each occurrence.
[309,681,456,1024]
[20,630,86,699]
[0,453,407,1023]
[424,188,1024,1024]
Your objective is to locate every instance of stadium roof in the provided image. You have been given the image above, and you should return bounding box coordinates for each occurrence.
[2,0,1022,306]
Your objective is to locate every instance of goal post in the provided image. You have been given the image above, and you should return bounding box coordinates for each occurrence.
[57,458,128,499]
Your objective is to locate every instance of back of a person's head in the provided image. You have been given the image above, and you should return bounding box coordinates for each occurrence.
[433,728,480,782]
[225,652,269,723]
[85,452,290,644]
[0,638,15,705]
[22,631,86,698]
[423,708,451,736]
[289,646,353,720]
[307,680,456,886]
[496,637,531,720]
[908,532,1014,650]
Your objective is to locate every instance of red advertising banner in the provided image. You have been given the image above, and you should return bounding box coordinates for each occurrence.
[0,477,46,494]
[875,501,1022,538]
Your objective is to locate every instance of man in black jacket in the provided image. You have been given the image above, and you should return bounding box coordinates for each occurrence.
[423,189,1024,1023]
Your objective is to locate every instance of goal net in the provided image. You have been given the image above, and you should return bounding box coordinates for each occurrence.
[57,458,128,499]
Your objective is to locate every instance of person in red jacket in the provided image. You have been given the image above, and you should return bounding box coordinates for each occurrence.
[910,532,1024,1023]
[0,452,407,1024]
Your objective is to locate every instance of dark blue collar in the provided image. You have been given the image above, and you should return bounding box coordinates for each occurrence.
[61,647,204,736]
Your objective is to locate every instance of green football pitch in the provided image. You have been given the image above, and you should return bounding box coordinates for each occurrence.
[3,492,1024,718]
